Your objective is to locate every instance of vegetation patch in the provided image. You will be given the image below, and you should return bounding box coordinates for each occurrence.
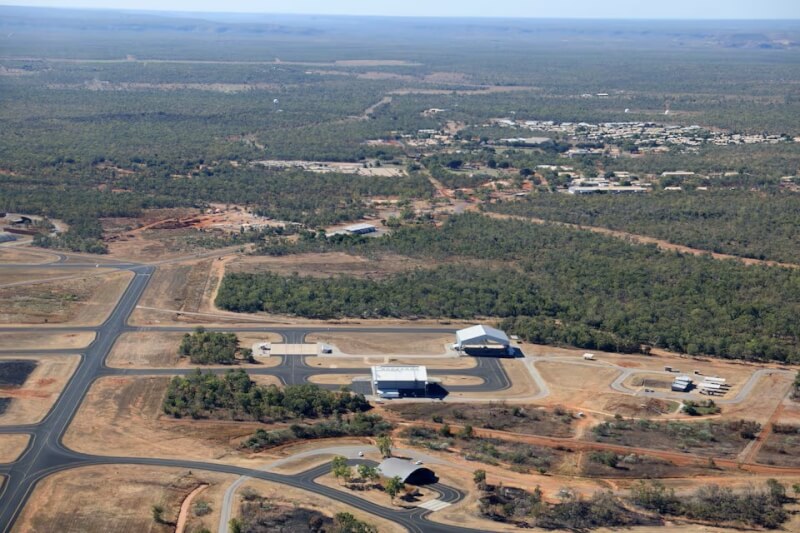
[681,399,721,416]
[582,451,703,478]
[489,191,800,264]
[402,425,562,473]
[478,482,656,530]
[630,479,790,529]
[162,369,370,422]
[241,414,392,452]
[179,327,253,365]
[757,424,800,467]
[0,397,11,415]
[591,417,760,457]
[386,402,574,437]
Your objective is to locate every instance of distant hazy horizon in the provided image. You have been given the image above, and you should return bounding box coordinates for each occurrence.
[3,0,800,20]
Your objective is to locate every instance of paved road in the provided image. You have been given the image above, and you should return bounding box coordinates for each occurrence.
[0,254,503,532]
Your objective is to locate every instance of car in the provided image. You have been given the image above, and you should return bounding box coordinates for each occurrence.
[414,460,423,465]
[358,451,364,457]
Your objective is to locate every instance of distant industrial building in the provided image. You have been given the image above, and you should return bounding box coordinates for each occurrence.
[377,458,437,484]
[371,365,428,398]
[567,186,647,195]
[344,223,377,235]
[671,375,693,392]
[454,325,512,355]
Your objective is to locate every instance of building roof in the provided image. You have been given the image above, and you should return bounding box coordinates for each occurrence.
[371,365,428,383]
[377,458,435,483]
[455,325,509,347]
[344,223,377,233]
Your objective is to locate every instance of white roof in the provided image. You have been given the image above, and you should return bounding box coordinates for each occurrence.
[344,223,377,232]
[455,325,510,346]
[371,365,428,383]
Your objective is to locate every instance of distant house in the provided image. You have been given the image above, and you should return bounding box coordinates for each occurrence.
[344,223,377,235]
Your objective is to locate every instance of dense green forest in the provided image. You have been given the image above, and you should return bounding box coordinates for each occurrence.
[218,214,800,363]
[3,8,800,254]
[488,191,800,264]
[162,369,370,421]
[179,327,252,365]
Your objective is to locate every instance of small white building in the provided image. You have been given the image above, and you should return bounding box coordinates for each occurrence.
[372,365,428,398]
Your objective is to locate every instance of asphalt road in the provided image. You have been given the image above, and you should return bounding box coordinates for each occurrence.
[0,256,501,532]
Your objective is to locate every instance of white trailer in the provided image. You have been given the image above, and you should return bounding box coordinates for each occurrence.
[704,377,726,384]
[583,353,595,360]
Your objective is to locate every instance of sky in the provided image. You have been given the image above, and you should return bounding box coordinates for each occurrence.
[4,0,800,19]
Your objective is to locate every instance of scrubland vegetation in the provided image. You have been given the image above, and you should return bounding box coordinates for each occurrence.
[218,213,800,363]
[162,369,369,421]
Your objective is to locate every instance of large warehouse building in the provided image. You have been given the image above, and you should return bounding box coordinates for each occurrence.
[371,365,428,398]
[454,324,513,355]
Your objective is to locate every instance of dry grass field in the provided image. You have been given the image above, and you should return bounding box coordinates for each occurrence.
[0,247,59,264]
[12,465,234,533]
[306,331,452,355]
[63,376,279,466]
[233,478,405,533]
[0,434,30,463]
[0,331,95,351]
[0,355,79,424]
[0,270,132,325]
[105,331,281,368]
[305,355,477,370]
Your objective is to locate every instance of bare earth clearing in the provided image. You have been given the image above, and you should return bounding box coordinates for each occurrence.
[12,465,233,533]
[0,355,79,424]
[306,332,452,355]
[0,331,95,351]
[0,434,30,463]
[0,270,132,326]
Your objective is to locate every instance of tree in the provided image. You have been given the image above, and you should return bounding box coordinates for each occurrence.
[473,469,487,490]
[333,512,377,533]
[384,476,405,503]
[151,505,165,524]
[357,463,379,484]
[459,424,474,439]
[331,455,351,484]
[229,517,243,533]
[766,479,787,503]
[376,435,393,458]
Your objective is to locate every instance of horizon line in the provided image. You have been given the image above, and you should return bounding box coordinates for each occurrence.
[2,4,799,21]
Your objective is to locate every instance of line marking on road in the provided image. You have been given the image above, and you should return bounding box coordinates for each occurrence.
[418,499,451,511]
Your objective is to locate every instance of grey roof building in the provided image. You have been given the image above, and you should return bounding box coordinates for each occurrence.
[377,458,437,485]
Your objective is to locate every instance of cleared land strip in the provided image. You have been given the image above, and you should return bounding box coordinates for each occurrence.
[486,212,800,269]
